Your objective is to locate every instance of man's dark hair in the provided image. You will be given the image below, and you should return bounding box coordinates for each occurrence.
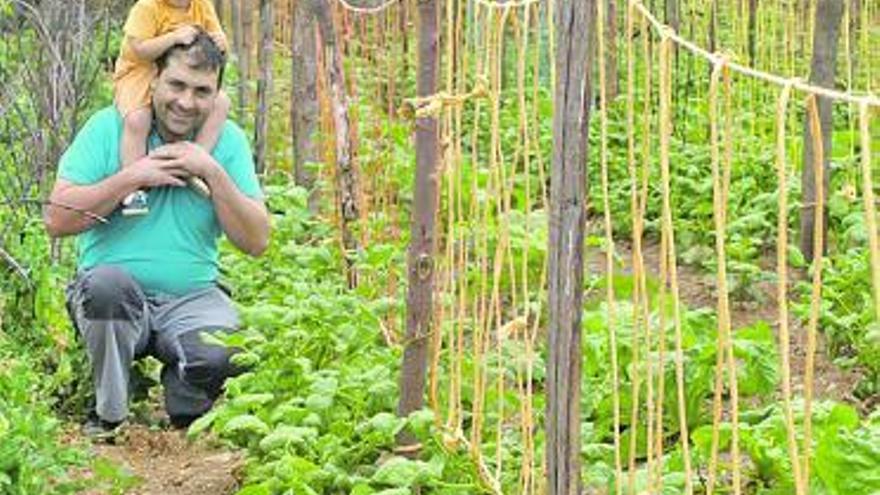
[156,29,226,87]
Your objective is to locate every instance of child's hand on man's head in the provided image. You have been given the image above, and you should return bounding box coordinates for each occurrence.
[208,32,226,52]
[173,25,199,45]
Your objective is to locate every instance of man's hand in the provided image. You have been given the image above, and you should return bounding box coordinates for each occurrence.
[149,142,216,182]
[173,25,200,45]
[151,142,269,257]
[129,154,192,189]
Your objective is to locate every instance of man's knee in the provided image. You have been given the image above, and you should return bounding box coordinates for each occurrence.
[178,330,239,397]
[79,266,142,320]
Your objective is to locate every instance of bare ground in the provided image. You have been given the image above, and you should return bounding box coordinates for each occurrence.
[67,421,243,495]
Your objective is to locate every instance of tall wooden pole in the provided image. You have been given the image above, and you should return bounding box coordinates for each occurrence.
[314,0,360,287]
[254,0,274,173]
[799,0,844,261]
[605,0,619,101]
[546,0,593,492]
[242,0,255,111]
[291,0,320,209]
[397,0,439,443]
[230,0,246,120]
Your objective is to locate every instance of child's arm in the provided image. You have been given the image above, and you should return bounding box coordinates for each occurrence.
[129,25,199,62]
[207,31,227,52]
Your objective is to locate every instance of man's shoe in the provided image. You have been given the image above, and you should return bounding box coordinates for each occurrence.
[83,412,125,443]
[121,190,149,216]
[169,414,199,430]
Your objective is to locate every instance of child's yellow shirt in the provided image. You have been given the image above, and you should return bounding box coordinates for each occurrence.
[113,0,226,116]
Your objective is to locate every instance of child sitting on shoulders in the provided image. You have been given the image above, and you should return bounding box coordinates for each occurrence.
[114,0,230,215]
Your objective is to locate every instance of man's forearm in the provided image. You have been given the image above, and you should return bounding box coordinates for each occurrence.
[205,166,270,257]
[44,170,139,237]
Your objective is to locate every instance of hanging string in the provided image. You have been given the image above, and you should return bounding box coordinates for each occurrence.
[469,0,490,463]
[774,81,806,495]
[859,103,880,348]
[514,5,537,492]
[597,0,623,491]
[626,8,653,492]
[485,6,513,481]
[721,56,743,495]
[627,8,655,493]
[624,2,640,490]
[705,55,742,495]
[658,28,694,495]
[526,7,549,492]
[670,45,695,495]
[801,93,826,487]
[654,30,671,494]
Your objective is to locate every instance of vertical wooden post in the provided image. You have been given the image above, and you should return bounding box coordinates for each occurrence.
[747,0,758,66]
[292,0,320,209]
[799,0,844,261]
[708,0,717,53]
[230,0,246,120]
[848,0,860,84]
[546,0,593,492]
[242,0,255,106]
[605,0,619,101]
[254,0,274,173]
[399,0,409,94]
[665,0,679,33]
[314,0,361,287]
[397,0,439,443]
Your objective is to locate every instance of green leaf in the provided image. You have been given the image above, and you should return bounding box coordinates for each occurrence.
[692,423,732,459]
[186,410,218,440]
[864,321,880,346]
[815,421,880,493]
[361,412,405,437]
[406,408,435,440]
[230,393,275,411]
[788,244,807,268]
[305,393,333,412]
[235,485,271,495]
[371,456,439,487]
[259,426,319,453]
[350,483,375,495]
[230,351,260,368]
[373,489,410,495]
[221,415,270,438]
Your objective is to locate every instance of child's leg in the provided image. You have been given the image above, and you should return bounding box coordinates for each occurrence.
[119,107,152,215]
[195,90,230,152]
[120,107,152,168]
[188,90,231,198]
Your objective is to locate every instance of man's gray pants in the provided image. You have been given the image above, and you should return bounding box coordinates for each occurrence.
[66,265,240,423]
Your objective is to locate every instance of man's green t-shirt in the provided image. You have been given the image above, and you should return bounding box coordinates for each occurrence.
[58,106,262,296]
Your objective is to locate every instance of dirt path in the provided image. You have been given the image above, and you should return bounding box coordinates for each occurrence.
[71,424,242,495]
[586,239,869,410]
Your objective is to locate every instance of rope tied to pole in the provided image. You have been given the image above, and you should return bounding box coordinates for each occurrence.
[400,78,491,118]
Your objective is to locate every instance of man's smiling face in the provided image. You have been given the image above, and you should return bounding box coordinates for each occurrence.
[151,51,218,142]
